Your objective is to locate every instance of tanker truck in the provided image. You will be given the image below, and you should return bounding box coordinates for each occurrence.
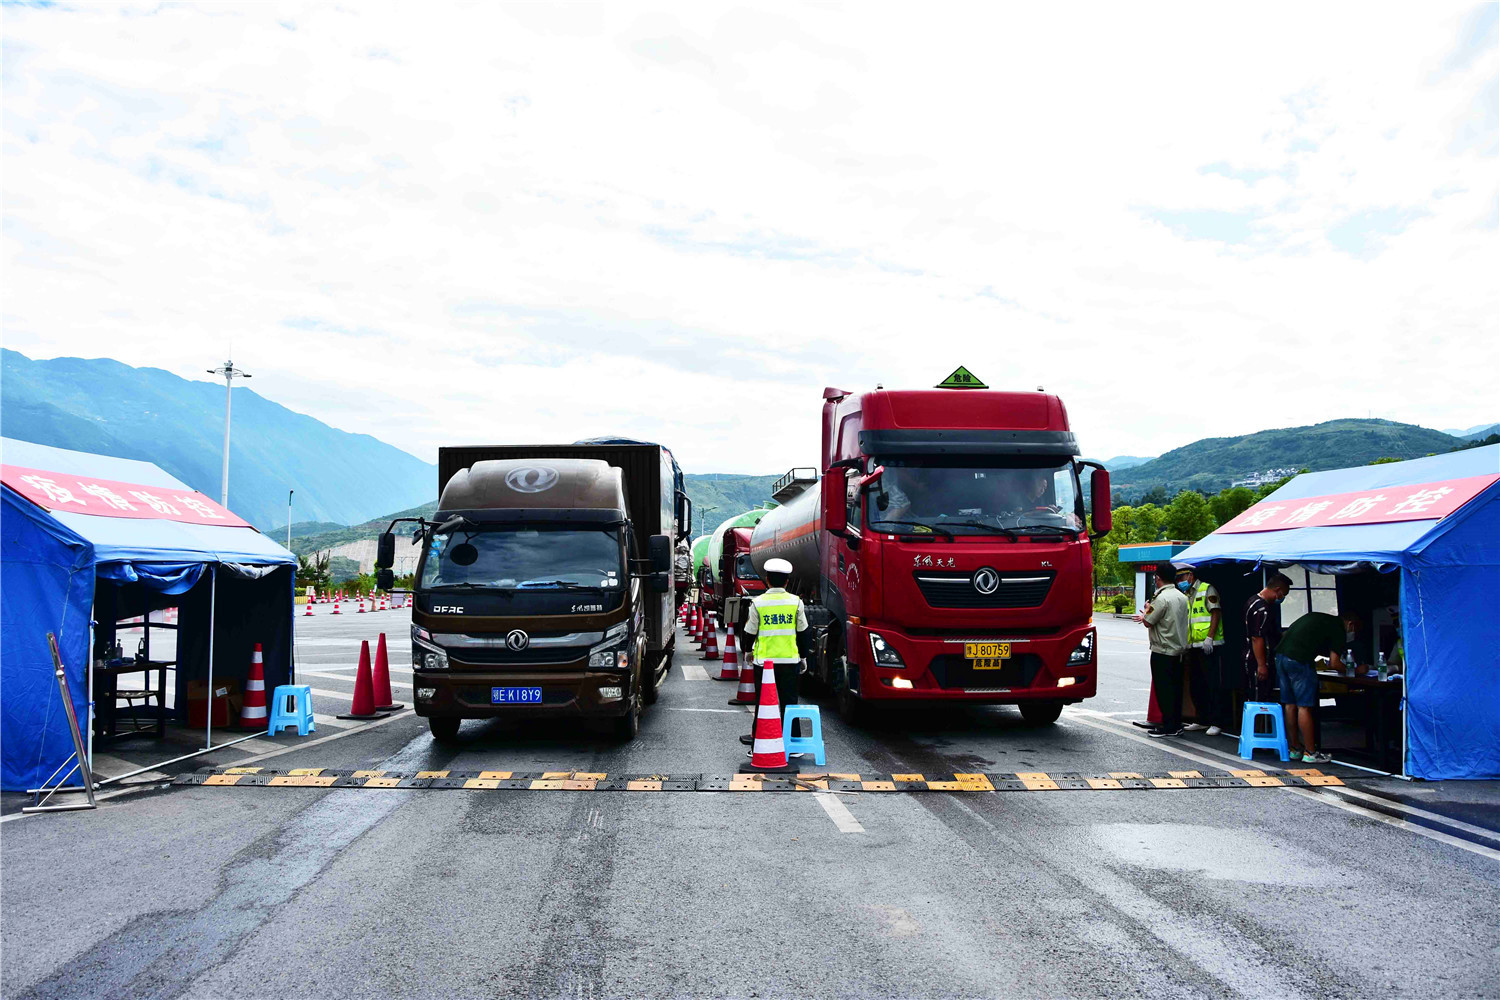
[749,380,1111,725]
[702,506,774,628]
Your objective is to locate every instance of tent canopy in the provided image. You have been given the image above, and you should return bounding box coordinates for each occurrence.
[1173,445,1500,780]
[2,438,295,792]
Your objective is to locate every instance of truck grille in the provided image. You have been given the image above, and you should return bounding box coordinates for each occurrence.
[926,653,1044,690]
[913,571,1055,609]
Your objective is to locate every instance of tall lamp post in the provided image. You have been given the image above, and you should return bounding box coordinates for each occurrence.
[206,359,250,507]
[287,489,294,550]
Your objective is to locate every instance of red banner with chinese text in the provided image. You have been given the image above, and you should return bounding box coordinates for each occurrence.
[1216,474,1499,534]
[1,465,251,528]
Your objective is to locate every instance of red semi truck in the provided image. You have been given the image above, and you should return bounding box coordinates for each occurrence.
[749,382,1112,724]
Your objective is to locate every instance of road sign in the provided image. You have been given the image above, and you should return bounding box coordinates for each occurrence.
[936,366,987,389]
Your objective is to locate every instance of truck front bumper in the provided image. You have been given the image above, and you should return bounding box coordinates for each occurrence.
[851,621,1098,702]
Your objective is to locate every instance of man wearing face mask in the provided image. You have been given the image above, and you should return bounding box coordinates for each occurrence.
[1176,565,1225,734]
[1243,572,1292,711]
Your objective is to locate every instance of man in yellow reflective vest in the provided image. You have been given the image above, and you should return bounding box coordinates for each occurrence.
[1177,564,1226,734]
[739,558,809,757]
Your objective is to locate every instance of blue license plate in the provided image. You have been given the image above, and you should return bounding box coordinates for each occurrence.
[492,686,543,705]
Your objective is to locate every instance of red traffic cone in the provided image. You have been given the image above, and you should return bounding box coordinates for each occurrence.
[331,599,341,615]
[357,596,366,613]
[703,614,721,662]
[695,610,709,648]
[725,631,754,698]
[304,599,315,617]
[741,660,796,773]
[337,640,382,720]
[239,643,269,730]
[723,629,747,692]
[372,632,404,712]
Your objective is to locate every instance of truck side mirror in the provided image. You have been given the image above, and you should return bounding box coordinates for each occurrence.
[376,568,394,591]
[648,533,672,575]
[376,531,395,570]
[1087,465,1112,536]
[821,472,847,535]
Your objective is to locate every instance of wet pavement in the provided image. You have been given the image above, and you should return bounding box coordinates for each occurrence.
[3,610,1498,998]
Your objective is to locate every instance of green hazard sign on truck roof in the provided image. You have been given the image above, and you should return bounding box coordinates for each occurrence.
[936,366,987,389]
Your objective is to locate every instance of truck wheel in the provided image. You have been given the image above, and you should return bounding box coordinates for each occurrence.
[643,646,668,705]
[613,686,641,741]
[428,716,462,743]
[1018,701,1064,725]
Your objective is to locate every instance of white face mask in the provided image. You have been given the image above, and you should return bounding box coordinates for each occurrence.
[1345,631,1356,642]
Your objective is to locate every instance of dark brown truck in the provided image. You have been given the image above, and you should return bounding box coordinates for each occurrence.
[376,444,686,742]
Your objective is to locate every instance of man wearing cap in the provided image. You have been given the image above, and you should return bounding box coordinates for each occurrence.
[739,558,809,756]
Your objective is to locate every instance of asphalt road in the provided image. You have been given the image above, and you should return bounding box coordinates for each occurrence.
[3,609,1498,999]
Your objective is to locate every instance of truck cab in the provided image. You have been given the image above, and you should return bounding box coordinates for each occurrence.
[383,453,675,742]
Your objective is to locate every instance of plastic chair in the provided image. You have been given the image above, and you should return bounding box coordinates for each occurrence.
[268,685,315,737]
[782,706,826,765]
[1237,701,1290,761]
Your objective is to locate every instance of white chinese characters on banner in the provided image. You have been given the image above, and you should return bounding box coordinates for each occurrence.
[1329,495,1387,520]
[20,475,86,506]
[78,482,137,510]
[173,495,224,520]
[1241,506,1285,527]
[1281,500,1333,524]
[1388,487,1453,515]
[129,491,181,516]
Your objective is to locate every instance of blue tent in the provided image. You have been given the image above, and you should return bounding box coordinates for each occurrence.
[2,438,296,792]
[1173,445,1500,780]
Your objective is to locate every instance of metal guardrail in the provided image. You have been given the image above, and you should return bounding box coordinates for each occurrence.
[771,468,818,503]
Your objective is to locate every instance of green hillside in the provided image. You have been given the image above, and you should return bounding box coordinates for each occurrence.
[683,473,780,538]
[1110,418,1462,500]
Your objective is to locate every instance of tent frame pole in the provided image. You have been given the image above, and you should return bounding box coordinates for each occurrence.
[23,633,98,813]
[206,563,216,750]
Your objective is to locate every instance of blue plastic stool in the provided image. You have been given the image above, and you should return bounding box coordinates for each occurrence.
[1237,701,1290,761]
[782,706,826,765]
[268,685,315,737]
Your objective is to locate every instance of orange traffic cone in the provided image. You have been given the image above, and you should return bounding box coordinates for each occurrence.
[740,660,796,773]
[703,615,721,662]
[725,631,754,697]
[337,640,382,720]
[239,643,269,730]
[372,632,403,712]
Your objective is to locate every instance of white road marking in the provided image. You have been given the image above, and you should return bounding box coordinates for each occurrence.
[301,669,412,690]
[666,707,740,713]
[680,661,711,681]
[815,792,866,833]
[1068,710,1500,862]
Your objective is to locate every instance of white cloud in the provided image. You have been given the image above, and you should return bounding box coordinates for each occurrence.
[3,1,1495,477]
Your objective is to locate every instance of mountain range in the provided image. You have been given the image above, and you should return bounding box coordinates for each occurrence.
[1,350,1491,548]
[1,349,435,529]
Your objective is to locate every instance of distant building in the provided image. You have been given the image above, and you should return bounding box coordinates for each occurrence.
[1231,467,1301,488]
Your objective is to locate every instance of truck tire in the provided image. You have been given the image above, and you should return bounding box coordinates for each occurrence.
[428,716,462,743]
[643,649,663,706]
[1018,701,1065,725]
[613,684,641,741]
[835,660,866,726]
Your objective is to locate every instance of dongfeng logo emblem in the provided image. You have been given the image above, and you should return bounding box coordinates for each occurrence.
[505,466,559,493]
[972,567,1001,595]
[505,629,530,651]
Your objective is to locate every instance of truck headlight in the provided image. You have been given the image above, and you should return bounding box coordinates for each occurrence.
[413,637,448,670]
[1067,632,1095,667]
[869,632,906,668]
[589,641,630,669]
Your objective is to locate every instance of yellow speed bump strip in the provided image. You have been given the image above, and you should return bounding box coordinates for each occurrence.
[174,768,1344,792]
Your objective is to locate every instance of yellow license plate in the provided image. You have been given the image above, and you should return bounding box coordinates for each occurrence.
[964,642,1011,660]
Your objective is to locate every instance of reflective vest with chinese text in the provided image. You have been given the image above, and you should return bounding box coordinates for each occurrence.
[1190,582,1224,643]
[751,590,802,663]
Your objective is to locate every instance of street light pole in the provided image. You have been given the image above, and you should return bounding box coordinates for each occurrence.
[287,489,294,550]
[206,360,251,508]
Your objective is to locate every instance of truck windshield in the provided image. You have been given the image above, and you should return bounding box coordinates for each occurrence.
[865,458,1083,535]
[420,528,624,591]
[735,553,759,580]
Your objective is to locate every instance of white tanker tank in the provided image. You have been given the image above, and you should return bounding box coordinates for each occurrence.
[748,468,823,598]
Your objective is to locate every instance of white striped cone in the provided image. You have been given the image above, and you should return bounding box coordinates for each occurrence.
[728,633,756,704]
[357,598,366,613]
[379,596,388,612]
[747,661,789,770]
[332,600,341,615]
[304,600,314,616]
[703,615,721,662]
[239,643,269,728]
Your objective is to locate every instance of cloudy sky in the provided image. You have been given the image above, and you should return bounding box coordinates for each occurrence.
[3,2,1496,473]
